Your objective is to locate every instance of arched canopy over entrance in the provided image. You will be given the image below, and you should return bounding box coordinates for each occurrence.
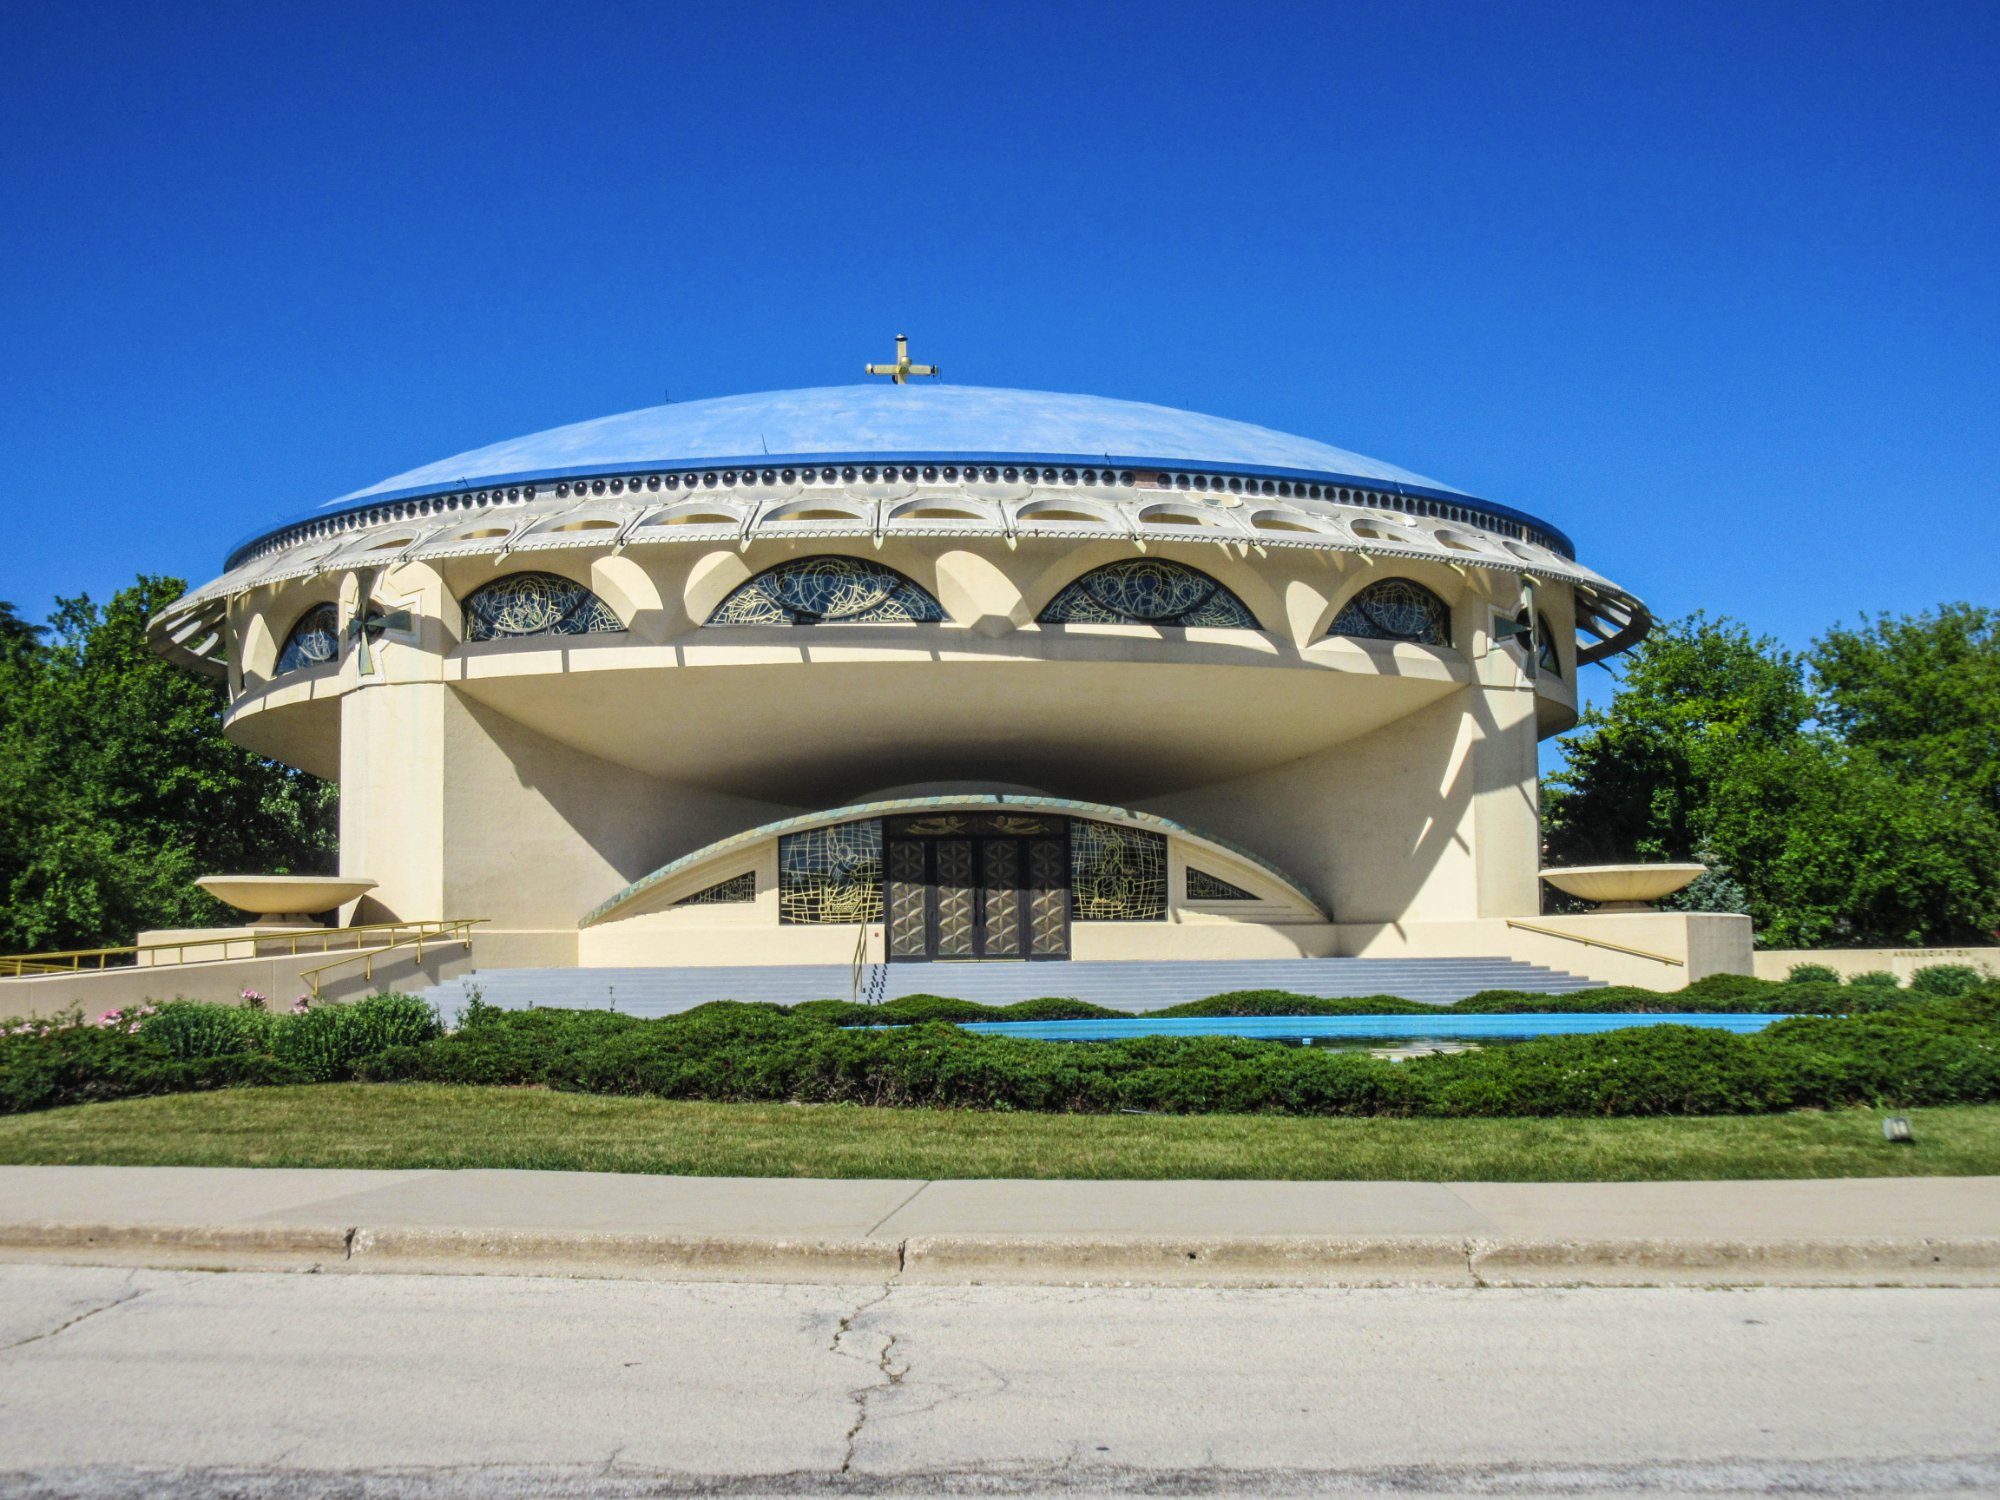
[583,794,1325,959]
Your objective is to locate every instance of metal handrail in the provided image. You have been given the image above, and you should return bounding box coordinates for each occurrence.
[299,919,486,998]
[850,921,872,1002]
[1505,918,1684,967]
[0,918,486,981]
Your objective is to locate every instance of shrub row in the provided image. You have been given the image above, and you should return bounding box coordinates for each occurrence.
[5,981,1995,1119]
[350,989,1998,1117]
[798,972,1910,1026]
[0,994,440,1114]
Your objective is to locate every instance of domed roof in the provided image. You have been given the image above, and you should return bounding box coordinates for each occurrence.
[334,385,1470,506]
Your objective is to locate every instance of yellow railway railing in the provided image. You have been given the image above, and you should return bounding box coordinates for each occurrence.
[0,918,487,983]
[299,919,484,998]
[1505,918,1684,967]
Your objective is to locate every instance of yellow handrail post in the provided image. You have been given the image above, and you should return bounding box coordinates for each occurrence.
[1504,918,1684,967]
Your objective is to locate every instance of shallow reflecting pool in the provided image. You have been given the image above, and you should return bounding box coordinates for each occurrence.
[949,1012,1793,1049]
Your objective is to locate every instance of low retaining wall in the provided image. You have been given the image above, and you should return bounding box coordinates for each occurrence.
[1753,947,2000,983]
[1,912,1761,1019]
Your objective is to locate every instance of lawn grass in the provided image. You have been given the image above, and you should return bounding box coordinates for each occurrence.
[0,1084,1996,1180]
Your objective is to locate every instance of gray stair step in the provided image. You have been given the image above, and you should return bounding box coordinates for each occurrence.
[421,957,1605,1018]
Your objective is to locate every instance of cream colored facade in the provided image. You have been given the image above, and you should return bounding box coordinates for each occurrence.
[121,383,1739,993]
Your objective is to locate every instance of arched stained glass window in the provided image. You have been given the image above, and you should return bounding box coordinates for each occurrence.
[1037,559,1257,628]
[707,557,945,625]
[1328,579,1451,646]
[275,603,341,675]
[462,572,624,641]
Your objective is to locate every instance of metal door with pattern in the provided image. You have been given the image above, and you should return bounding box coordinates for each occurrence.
[882,830,1070,961]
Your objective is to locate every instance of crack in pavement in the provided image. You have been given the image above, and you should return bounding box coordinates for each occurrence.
[862,1180,933,1239]
[827,1282,907,1475]
[0,1272,149,1354]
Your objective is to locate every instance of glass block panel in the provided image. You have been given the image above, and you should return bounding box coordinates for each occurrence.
[1329,579,1450,645]
[1038,559,1257,628]
[275,603,341,676]
[707,557,945,625]
[677,871,755,906]
[1069,820,1167,921]
[463,572,625,641]
[1185,867,1258,901]
[778,820,884,924]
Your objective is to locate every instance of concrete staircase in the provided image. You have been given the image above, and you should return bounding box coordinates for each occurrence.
[422,957,1601,1019]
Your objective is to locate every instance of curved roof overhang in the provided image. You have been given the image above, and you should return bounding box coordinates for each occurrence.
[581,794,1328,927]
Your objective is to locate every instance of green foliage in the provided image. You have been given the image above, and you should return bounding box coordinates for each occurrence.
[1788,963,1842,985]
[1908,964,1987,999]
[0,1009,302,1114]
[1847,970,1902,990]
[799,995,1124,1027]
[142,1001,277,1060]
[354,989,2000,1118]
[1812,604,2000,821]
[270,995,443,1083]
[6,982,1992,1121]
[0,578,339,952]
[1152,991,1432,1017]
[1544,609,2000,947]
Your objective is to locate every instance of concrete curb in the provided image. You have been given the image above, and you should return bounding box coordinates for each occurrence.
[4,1221,2000,1285]
[1465,1234,2000,1285]
[0,1221,353,1269]
[898,1233,1477,1284]
[348,1226,902,1281]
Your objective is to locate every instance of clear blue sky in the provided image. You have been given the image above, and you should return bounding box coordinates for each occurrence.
[4,0,1995,711]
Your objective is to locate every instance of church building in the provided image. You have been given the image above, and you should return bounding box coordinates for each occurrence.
[146,351,1742,991]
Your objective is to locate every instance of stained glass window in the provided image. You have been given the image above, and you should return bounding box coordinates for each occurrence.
[1038,559,1257,628]
[707,558,945,625]
[462,572,625,641]
[275,603,341,675]
[678,872,755,906]
[1069,820,1167,921]
[778,821,884,924]
[1185,867,1258,901]
[1329,579,1450,646]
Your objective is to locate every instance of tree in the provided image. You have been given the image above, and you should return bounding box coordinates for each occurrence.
[1811,604,2000,817]
[1541,613,1813,867]
[1544,611,2000,948]
[0,601,42,663]
[0,577,337,953]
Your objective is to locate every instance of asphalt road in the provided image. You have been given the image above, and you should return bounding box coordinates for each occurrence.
[1,1265,1996,1497]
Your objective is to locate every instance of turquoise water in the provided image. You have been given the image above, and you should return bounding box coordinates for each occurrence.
[949,1012,1792,1044]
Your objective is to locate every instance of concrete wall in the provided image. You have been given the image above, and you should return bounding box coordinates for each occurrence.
[1752,947,2000,983]
[0,908,1752,1019]
[580,910,1747,990]
[217,537,1579,939]
[0,927,578,1021]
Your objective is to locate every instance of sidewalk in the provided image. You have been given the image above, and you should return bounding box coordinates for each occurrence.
[3,1166,1997,1286]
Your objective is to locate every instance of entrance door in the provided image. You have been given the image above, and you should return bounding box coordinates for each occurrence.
[884,826,1070,961]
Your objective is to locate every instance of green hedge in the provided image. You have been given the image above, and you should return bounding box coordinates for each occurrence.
[7,981,1995,1119]
[0,994,439,1113]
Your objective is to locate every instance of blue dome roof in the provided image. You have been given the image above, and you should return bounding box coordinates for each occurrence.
[333,385,1469,505]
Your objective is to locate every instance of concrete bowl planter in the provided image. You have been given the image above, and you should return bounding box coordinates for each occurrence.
[1538,864,1705,912]
[195,875,378,922]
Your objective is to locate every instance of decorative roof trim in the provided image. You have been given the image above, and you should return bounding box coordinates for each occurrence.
[224,458,1574,572]
[581,794,1327,927]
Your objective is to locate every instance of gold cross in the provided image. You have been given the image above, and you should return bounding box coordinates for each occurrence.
[865,333,939,384]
